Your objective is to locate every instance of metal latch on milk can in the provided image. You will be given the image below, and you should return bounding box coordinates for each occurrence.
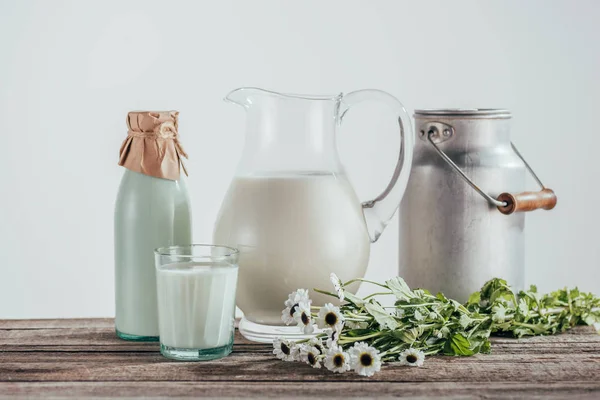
[420,122,557,215]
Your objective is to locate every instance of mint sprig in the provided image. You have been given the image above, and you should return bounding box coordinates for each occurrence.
[315,277,600,359]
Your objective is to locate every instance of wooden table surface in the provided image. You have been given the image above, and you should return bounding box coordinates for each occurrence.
[0,319,599,399]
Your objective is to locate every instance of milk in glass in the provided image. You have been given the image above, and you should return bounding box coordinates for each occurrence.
[156,262,238,349]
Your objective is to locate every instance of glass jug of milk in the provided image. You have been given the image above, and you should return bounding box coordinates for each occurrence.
[213,88,414,342]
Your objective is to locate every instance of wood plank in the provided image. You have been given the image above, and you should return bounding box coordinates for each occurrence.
[0,318,242,331]
[0,328,259,348]
[1,381,600,399]
[1,351,598,383]
[0,319,114,330]
[1,325,597,355]
[2,342,599,354]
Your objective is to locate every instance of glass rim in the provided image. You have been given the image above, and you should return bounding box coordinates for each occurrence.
[226,87,343,102]
[154,244,239,259]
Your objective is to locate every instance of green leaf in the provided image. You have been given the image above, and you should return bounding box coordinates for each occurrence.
[443,333,475,356]
[467,291,481,306]
[386,277,414,301]
[413,309,425,321]
[365,301,399,330]
[478,339,492,354]
[343,291,365,306]
[392,326,424,344]
[583,313,600,326]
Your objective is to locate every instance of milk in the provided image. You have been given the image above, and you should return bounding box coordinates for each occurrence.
[114,170,192,339]
[156,262,238,349]
[213,173,370,325]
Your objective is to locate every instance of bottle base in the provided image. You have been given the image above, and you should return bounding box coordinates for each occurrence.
[116,329,159,342]
[160,343,233,361]
[238,316,322,343]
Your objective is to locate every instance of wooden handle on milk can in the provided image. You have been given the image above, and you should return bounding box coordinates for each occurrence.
[425,133,557,216]
[496,188,557,215]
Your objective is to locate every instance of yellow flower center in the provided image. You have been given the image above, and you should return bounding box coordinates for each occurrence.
[301,312,309,325]
[325,312,337,326]
[360,352,373,366]
[406,354,418,364]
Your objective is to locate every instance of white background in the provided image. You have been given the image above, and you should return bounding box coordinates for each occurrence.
[1,0,598,319]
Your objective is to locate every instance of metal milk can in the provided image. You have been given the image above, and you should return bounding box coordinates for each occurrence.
[399,109,556,302]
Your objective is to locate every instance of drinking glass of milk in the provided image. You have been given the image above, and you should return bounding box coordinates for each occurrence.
[154,244,239,361]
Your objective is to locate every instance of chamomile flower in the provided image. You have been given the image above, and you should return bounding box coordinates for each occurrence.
[324,345,351,373]
[349,342,382,377]
[282,289,311,326]
[316,303,344,330]
[273,338,298,361]
[308,336,325,355]
[325,324,343,348]
[281,306,296,325]
[293,302,314,334]
[398,348,425,367]
[330,273,345,301]
[299,344,322,369]
[285,288,311,308]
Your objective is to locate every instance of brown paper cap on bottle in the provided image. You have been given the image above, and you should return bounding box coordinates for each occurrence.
[118,111,188,180]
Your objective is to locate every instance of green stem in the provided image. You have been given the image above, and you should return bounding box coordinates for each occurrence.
[380,344,404,357]
[343,278,390,289]
[345,312,371,320]
[338,331,385,344]
[363,292,395,300]
[423,348,443,356]
[395,302,439,308]
[313,288,339,298]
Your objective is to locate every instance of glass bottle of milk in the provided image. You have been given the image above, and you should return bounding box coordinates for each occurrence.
[114,111,192,341]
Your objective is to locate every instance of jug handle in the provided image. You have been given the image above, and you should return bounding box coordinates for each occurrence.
[340,90,415,242]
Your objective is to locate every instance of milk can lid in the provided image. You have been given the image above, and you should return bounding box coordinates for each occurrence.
[414,109,511,119]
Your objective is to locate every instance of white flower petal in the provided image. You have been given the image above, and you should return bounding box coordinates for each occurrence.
[329,273,345,301]
[308,337,325,355]
[330,273,342,289]
[324,345,351,373]
[325,324,343,348]
[285,289,311,308]
[299,345,322,369]
[293,302,315,334]
[349,342,382,377]
[281,306,296,325]
[398,348,425,367]
[316,303,344,330]
[272,338,298,362]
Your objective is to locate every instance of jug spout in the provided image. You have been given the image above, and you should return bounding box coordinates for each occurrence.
[225,87,276,108]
